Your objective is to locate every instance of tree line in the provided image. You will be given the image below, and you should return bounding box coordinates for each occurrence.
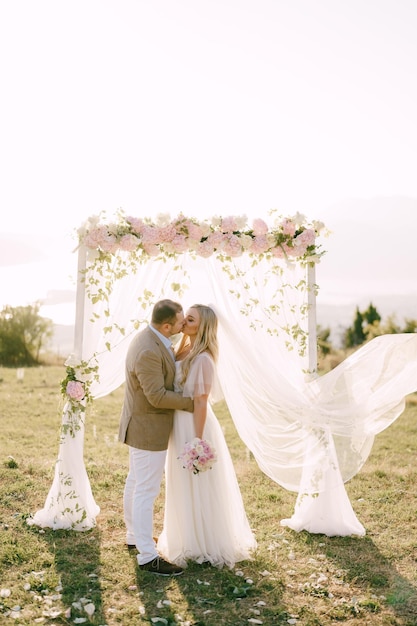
[318,302,417,357]
[0,303,53,366]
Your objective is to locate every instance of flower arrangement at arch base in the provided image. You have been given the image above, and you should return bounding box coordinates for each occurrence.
[178,438,217,475]
[59,355,99,438]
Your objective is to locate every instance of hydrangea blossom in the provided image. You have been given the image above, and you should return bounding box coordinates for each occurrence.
[66,380,85,401]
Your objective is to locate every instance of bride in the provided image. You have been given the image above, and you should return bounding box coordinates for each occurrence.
[157,304,257,568]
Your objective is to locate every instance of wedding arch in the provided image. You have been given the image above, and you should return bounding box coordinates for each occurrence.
[29,210,417,537]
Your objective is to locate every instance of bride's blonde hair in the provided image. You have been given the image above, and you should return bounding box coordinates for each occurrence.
[179,304,218,385]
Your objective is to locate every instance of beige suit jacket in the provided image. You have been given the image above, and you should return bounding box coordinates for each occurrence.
[118,326,194,451]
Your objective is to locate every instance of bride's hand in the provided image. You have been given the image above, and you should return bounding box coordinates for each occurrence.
[176,346,191,361]
[175,334,191,360]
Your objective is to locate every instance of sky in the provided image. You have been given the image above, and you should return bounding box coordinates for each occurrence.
[1,0,416,327]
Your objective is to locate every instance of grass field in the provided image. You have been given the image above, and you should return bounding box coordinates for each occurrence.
[1,365,417,626]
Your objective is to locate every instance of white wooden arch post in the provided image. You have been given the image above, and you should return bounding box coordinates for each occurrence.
[73,244,86,366]
[307,262,318,377]
[28,244,100,531]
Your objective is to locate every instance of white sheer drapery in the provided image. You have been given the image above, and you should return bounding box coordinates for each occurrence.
[29,247,417,536]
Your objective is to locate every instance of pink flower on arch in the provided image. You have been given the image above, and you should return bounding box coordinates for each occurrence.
[221,216,239,233]
[250,235,270,254]
[223,234,243,257]
[187,222,204,241]
[207,231,227,250]
[99,233,119,253]
[158,224,177,242]
[119,234,139,252]
[83,225,110,249]
[171,234,189,253]
[271,245,285,258]
[196,240,215,258]
[143,243,160,257]
[285,244,299,257]
[141,226,160,244]
[294,228,315,249]
[252,218,269,236]
[66,380,85,401]
[127,217,145,234]
[281,219,296,237]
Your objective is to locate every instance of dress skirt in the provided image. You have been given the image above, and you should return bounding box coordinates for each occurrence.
[157,405,257,569]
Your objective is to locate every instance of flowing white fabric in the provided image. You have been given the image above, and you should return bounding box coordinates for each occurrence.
[28,404,100,530]
[31,247,417,535]
[157,355,257,568]
[214,307,417,535]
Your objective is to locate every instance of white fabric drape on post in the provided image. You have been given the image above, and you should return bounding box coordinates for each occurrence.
[28,402,100,530]
[30,246,417,536]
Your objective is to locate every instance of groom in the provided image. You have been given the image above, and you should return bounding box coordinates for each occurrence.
[119,299,194,576]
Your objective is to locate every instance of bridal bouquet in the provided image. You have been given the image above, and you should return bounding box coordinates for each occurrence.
[178,438,217,475]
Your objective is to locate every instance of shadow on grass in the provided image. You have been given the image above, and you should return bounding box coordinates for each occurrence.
[302,531,417,624]
[132,554,288,626]
[41,526,104,624]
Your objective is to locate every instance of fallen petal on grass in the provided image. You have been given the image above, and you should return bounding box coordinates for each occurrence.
[84,602,95,617]
[49,593,62,601]
[42,609,62,618]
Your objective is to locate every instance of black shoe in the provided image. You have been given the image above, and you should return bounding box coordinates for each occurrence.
[139,556,183,576]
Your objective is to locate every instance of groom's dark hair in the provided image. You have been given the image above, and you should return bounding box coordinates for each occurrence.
[152,299,183,325]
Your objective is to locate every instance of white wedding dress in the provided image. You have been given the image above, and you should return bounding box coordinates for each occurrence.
[157,352,257,568]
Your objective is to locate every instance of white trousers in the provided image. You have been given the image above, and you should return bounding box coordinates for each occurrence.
[123,446,167,565]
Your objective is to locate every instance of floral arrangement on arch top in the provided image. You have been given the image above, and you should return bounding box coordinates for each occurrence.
[77,210,326,263]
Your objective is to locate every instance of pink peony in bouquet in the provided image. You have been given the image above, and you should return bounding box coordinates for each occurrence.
[178,437,217,475]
